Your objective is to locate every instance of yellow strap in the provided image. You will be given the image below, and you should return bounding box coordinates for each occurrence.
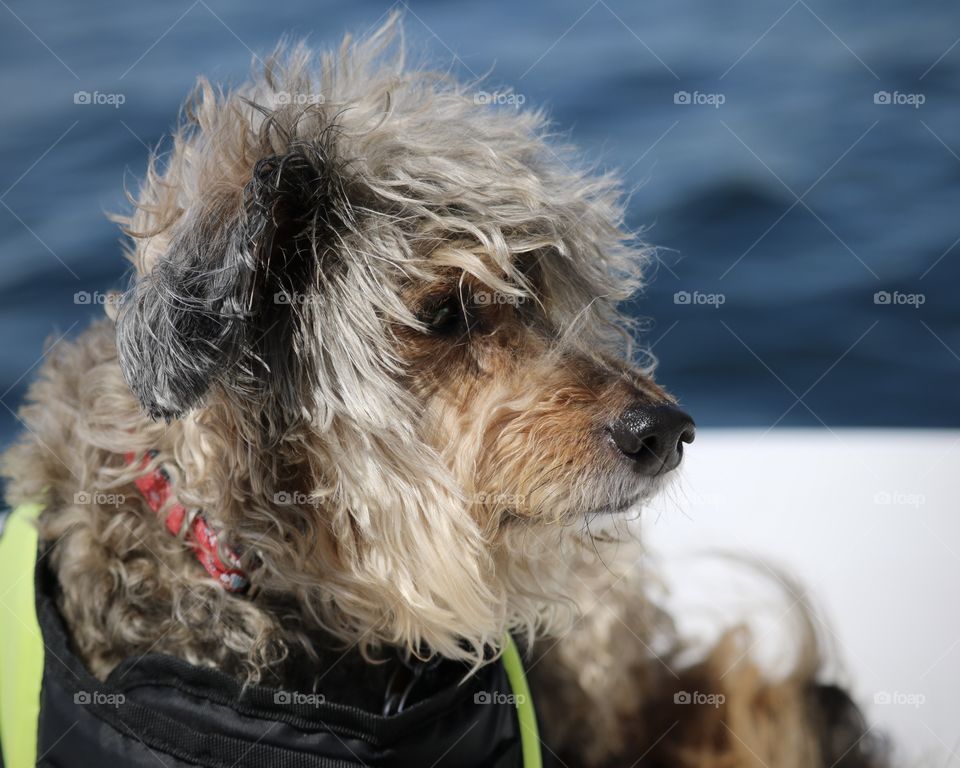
[0,503,44,768]
[502,634,542,768]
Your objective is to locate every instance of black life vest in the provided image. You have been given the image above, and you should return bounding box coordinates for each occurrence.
[23,547,543,767]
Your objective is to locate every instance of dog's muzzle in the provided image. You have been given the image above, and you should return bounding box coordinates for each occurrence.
[608,403,695,476]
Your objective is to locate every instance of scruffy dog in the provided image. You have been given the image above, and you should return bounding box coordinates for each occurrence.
[2,18,886,768]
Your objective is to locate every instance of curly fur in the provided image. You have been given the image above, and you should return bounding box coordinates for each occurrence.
[1,15,887,767]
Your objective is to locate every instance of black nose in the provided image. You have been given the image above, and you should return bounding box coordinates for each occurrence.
[609,403,695,475]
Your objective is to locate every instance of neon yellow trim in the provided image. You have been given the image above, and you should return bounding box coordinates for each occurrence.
[0,503,44,768]
[502,634,542,768]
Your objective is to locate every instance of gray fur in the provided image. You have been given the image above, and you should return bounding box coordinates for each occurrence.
[116,143,347,421]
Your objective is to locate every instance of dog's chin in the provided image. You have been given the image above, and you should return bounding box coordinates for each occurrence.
[586,496,645,517]
[582,494,647,519]
[581,471,674,518]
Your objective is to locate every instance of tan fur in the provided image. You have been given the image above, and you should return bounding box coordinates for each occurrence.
[1,16,884,767]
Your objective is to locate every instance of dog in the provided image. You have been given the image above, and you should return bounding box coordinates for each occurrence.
[1,17,887,768]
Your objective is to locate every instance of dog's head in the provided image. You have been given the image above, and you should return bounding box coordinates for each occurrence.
[114,20,693,661]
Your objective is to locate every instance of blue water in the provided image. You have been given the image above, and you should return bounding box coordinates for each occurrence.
[1,0,959,445]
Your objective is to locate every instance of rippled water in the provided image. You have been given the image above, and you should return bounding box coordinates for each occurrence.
[1,0,958,444]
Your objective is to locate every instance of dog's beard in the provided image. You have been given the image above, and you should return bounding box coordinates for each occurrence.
[564,475,673,547]
[534,463,677,524]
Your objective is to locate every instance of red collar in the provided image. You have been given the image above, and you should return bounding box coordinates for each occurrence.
[125,451,250,593]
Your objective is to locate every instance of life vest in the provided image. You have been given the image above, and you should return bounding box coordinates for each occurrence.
[0,503,544,768]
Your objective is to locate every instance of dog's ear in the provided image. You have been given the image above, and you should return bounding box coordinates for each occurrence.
[116,150,334,420]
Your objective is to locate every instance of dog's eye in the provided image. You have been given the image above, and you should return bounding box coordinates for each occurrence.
[419,295,468,336]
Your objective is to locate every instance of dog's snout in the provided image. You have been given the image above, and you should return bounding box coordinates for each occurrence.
[609,403,695,475]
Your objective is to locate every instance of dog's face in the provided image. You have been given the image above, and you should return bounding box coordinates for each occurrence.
[114,30,693,659]
[397,260,694,531]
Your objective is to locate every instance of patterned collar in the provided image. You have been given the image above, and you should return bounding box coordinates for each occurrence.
[125,450,250,592]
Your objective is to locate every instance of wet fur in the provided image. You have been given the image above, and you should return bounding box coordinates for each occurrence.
[2,17,887,767]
